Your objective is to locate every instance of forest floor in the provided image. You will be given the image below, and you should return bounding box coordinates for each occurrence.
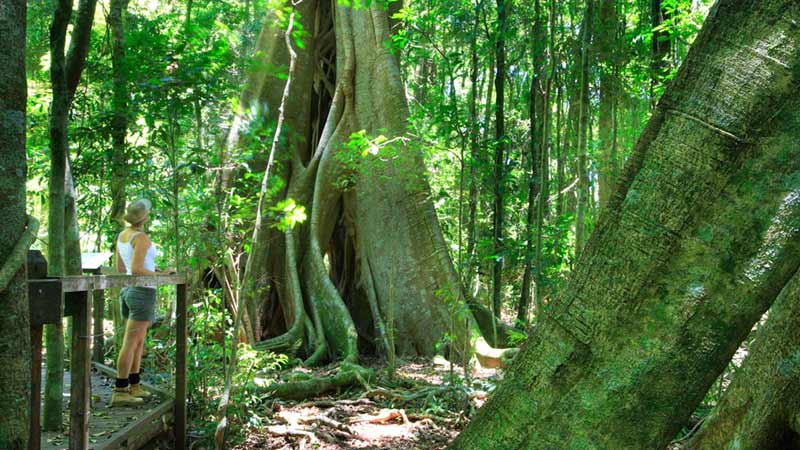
[231,358,502,450]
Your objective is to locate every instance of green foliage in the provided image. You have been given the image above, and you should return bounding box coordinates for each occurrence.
[185,290,287,445]
[334,130,421,192]
[270,198,307,231]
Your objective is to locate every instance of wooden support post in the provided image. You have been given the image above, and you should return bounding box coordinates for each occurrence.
[69,291,92,450]
[92,288,105,363]
[175,283,187,450]
[28,250,49,450]
[29,325,43,450]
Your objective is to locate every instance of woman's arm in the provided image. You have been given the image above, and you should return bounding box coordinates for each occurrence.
[130,234,160,276]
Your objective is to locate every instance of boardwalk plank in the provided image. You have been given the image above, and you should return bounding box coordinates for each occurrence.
[41,369,173,450]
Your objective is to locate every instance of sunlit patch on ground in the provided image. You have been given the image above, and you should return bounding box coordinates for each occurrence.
[230,357,501,450]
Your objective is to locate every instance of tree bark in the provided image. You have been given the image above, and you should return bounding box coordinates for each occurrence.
[686,123,800,450]
[0,1,30,447]
[65,160,82,277]
[449,1,800,448]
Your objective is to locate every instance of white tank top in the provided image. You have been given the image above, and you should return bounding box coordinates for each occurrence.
[117,231,158,276]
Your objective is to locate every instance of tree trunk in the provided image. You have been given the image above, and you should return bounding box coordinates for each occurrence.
[65,160,82,277]
[108,0,128,353]
[597,0,619,208]
[574,0,594,255]
[465,3,481,288]
[686,118,800,450]
[449,1,800,448]
[518,0,547,325]
[0,1,30,447]
[109,0,129,229]
[491,0,507,319]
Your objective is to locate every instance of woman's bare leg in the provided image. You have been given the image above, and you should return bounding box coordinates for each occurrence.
[130,325,149,375]
[116,320,149,380]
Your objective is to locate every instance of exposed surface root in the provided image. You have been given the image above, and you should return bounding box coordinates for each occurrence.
[263,364,374,401]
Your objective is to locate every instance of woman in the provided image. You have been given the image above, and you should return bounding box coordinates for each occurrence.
[111,199,173,407]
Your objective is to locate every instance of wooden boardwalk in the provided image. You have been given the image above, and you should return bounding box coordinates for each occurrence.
[41,364,174,450]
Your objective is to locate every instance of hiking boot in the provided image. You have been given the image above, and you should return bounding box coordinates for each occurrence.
[129,384,152,398]
[110,387,145,407]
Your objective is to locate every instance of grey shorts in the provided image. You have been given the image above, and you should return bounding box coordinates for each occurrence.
[121,287,157,324]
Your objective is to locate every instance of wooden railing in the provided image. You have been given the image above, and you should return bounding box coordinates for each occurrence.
[28,273,187,450]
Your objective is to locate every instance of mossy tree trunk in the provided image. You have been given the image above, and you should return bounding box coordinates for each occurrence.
[225,0,512,367]
[449,1,800,449]
[0,1,30,447]
[688,242,800,449]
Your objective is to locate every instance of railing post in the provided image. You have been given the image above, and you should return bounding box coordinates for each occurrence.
[175,283,187,450]
[28,250,48,450]
[68,290,92,450]
[91,288,105,363]
[29,325,43,450]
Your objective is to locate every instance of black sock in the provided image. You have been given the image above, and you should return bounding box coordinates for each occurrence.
[129,372,140,385]
[115,378,129,389]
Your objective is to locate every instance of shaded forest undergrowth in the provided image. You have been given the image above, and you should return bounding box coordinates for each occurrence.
[128,306,751,450]
[137,341,500,450]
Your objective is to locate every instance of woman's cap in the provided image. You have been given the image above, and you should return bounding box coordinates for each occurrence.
[124,198,152,225]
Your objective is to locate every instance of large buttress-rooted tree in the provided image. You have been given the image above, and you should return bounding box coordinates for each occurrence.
[224,0,510,366]
[450,1,800,449]
[0,2,30,448]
